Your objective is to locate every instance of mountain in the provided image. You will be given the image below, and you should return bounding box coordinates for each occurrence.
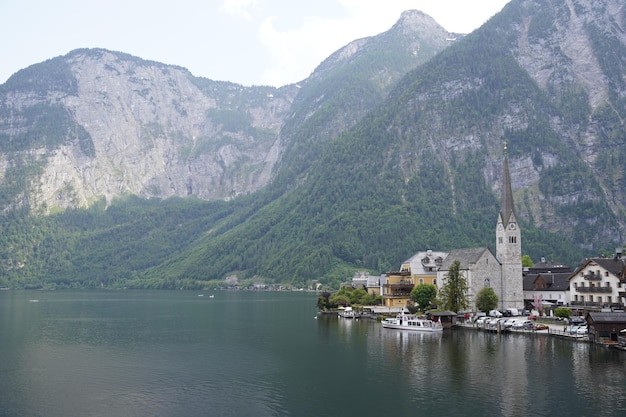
[0,49,297,209]
[0,2,624,289]
[0,10,450,213]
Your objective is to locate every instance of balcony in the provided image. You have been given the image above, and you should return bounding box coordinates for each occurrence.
[583,273,602,281]
[575,286,612,293]
[383,280,414,296]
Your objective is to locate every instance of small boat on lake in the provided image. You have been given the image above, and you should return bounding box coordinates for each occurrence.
[338,306,359,319]
[381,311,443,332]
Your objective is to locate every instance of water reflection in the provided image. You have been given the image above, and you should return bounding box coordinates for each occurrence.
[320,317,626,417]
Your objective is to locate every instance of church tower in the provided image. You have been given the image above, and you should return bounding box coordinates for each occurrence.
[495,144,524,309]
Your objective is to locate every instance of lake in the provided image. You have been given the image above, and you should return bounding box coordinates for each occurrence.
[1,290,625,417]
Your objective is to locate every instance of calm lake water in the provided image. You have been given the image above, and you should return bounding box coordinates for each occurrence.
[1,290,625,417]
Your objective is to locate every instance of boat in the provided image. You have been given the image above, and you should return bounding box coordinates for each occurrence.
[338,306,359,319]
[381,311,443,332]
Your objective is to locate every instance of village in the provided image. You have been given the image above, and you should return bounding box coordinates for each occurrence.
[329,148,626,349]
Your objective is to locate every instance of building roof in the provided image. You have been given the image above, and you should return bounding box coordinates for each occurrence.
[527,259,572,274]
[523,272,570,292]
[570,257,626,280]
[586,311,626,324]
[439,247,496,270]
[499,151,516,224]
[403,250,448,275]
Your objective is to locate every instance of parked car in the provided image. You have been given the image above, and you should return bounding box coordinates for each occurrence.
[503,318,519,328]
[576,326,588,335]
[533,324,548,330]
[513,320,533,330]
[489,310,503,317]
[487,318,500,328]
[569,317,585,325]
[492,318,509,328]
[570,325,581,334]
[475,317,490,327]
[506,308,520,316]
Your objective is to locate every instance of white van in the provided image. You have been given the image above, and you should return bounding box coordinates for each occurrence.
[489,310,503,317]
[506,308,520,316]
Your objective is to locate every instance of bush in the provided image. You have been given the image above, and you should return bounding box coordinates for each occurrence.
[554,307,572,319]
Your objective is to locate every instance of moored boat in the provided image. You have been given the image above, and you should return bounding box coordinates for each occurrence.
[338,306,359,319]
[381,311,443,332]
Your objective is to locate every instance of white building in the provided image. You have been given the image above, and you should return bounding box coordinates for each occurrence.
[569,252,626,308]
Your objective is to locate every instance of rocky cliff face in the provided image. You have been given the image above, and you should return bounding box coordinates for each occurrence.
[1,49,297,210]
[501,0,626,242]
[0,10,452,213]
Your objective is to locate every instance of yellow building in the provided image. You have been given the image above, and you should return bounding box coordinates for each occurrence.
[382,250,448,308]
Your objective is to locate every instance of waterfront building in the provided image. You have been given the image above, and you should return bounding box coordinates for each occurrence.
[523,259,572,309]
[380,250,448,308]
[569,250,626,309]
[437,247,501,311]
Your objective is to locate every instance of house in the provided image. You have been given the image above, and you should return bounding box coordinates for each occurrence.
[381,268,414,308]
[585,311,626,344]
[436,247,501,312]
[349,271,382,296]
[400,250,448,286]
[569,251,626,309]
[523,258,572,310]
[380,250,447,308]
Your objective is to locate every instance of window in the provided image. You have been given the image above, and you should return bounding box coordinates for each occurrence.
[419,279,424,284]
[499,237,503,244]
[605,271,610,277]
[509,236,517,243]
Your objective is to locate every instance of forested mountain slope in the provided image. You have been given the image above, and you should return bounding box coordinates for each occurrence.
[0,10,456,288]
[140,0,626,288]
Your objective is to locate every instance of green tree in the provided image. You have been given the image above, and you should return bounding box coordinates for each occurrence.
[329,293,350,307]
[554,307,572,319]
[439,260,469,313]
[522,255,534,267]
[410,283,438,312]
[475,287,498,313]
[316,291,332,311]
[349,287,370,305]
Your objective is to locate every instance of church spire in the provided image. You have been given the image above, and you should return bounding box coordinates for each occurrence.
[500,142,515,224]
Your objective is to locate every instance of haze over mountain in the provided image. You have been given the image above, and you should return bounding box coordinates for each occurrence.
[0,0,624,289]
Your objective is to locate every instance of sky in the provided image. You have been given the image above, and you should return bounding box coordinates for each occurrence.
[0,0,510,87]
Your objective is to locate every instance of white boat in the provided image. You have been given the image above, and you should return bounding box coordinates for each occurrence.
[338,306,359,319]
[381,311,443,332]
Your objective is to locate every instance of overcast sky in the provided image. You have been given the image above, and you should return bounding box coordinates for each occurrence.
[0,0,510,87]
